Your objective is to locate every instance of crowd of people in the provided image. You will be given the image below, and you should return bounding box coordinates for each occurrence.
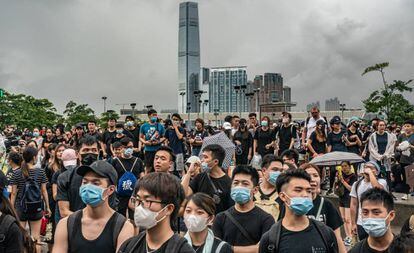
[0,106,413,253]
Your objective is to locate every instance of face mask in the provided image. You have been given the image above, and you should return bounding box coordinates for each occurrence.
[134,204,167,229]
[116,129,123,134]
[284,193,314,216]
[184,214,209,232]
[33,132,40,137]
[282,118,289,124]
[79,184,106,207]
[353,123,360,128]
[362,214,389,237]
[124,148,133,157]
[126,121,134,127]
[81,153,98,166]
[261,121,268,127]
[201,162,211,173]
[268,171,281,186]
[151,116,158,123]
[231,186,251,204]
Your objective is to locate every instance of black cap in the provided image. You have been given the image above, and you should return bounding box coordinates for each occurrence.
[125,115,135,121]
[76,160,118,186]
[316,119,326,126]
[330,116,341,125]
[0,171,7,190]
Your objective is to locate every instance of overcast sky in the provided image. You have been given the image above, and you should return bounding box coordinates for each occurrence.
[0,0,413,114]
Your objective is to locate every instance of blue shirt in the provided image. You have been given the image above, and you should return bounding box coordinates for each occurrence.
[140,122,165,152]
[165,127,185,154]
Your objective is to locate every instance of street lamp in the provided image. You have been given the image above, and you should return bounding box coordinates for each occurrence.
[245,93,254,112]
[101,96,107,113]
[130,103,137,118]
[234,85,241,114]
[213,108,219,127]
[193,90,204,115]
[253,88,261,113]
[340,103,346,121]
[187,102,191,128]
[179,91,186,114]
[240,84,247,116]
[202,99,209,121]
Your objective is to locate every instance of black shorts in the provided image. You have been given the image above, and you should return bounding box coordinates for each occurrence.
[339,195,351,208]
[144,151,156,170]
[17,209,43,222]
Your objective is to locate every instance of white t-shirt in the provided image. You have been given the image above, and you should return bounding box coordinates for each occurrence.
[350,178,388,225]
[305,116,326,140]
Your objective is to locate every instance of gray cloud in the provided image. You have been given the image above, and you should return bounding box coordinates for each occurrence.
[0,0,413,114]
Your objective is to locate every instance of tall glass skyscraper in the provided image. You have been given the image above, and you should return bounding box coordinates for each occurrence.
[178,2,200,113]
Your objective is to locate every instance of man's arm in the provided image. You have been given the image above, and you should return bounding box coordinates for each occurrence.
[174,126,184,140]
[350,196,358,235]
[233,245,259,253]
[116,221,135,252]
[53,217,69,252]
[334,228,346,253]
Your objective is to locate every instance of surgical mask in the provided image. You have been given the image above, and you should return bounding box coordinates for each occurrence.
[124,148,133,157]
[261,121,268,127]
[79,184,106,207]
[284,193,313,216]
[362,214,389,237]
[184,214,209,232]
[268,171,281,186]
[201,162,211,173]
[126,121,134,127]
[80,153,98,166]
[116,129,123,134]
[134,204,167,229]
[33,132,40,137]
[282,118,289,124]
[150,116,158,123]
[231,186,251,204]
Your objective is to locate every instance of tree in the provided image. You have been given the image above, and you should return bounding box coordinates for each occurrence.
[362,62,413,123]
[0,90,61,129]
[63,100,96,129]
[98,110,120,129]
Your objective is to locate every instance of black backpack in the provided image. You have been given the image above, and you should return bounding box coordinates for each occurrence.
[0,214,16,250]
[119,232,189,253]
[20,169,43,213]
[265,219,338,253]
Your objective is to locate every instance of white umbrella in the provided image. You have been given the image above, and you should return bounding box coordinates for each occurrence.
[309,151,365,166]
[199,132,235,169]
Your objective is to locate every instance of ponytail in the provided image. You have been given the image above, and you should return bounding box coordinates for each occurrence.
[21,146,38,178]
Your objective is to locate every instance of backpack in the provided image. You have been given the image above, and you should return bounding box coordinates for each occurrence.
[0,214,16,248]
[20,169,43,213]
[265,219,337,253]
[119,232,189,253]
[67,210,126,252]
[116,158,138,197]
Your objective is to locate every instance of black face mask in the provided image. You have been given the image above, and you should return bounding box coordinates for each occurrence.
[81,153,98,166]
[353,123,360,128]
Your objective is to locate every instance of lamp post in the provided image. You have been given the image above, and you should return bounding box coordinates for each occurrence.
[213,108,219,127]
[179,91,186,114]
[340,103,346,121]
[187,103,191,128]
[234,85,241,114]
[245,93,254,112]
[130,103,136,118]
[240,84,247,116]
[254,88,260,113]
[193,90,203,116]
[202,99,209,121]
[101,96,107,113]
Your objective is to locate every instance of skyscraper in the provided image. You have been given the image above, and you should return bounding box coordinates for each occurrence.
[178,2,201,114]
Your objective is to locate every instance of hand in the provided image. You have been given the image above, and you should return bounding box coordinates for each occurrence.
[265,144,271,150]
[45,207,52,218]
[188,162,199,174]
[351,224,357,235]
[364,167,373,176]
[248,154,252,161]
[235,140,242,146]
[312,153,319,158]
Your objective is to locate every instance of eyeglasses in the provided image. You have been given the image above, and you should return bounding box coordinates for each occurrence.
[130,197,165,208]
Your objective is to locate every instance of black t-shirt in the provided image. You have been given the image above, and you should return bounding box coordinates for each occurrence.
[278,124,297,152]
[118,233,195,253]
[376,132,388,155]
[190,238,233,253]
[0,214,24,252]
[327,130,347,152]
[111,157,144,181]
[254,127,276,156]
[111,134,126,147]
[346,129,362,154]
[189,172,234,214]
[86,131,102,142]
[309,132,327,154]
[278,196,343,231]
[259,222,337,253]
[190,129,208,147]
[42,136,58,149]
[124,126,141,148]
[233,130,253,155]
[340,172,357,199]
[213,206,275,246]
[349,239,389,253]
[102,129,117,155]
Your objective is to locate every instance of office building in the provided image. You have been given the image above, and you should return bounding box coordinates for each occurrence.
[325,97,340,111]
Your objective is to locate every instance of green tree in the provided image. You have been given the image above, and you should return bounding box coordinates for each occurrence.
[362,62,413,123]
[98,110,120,129]
[0,90,60,129]
[63,100,96,128]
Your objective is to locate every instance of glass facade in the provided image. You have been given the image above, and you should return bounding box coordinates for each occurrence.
[178,2,200,113]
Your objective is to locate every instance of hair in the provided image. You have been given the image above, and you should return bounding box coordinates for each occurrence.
[403,119,414,126]
[276,168,311,193]
[78,135,99,151]
[360,188,394,212]
[88,119,97,125]
[261,116,271,123]
[156,146,176,162]
[112,141,123,149]
[147,109,157,116]
[41,143,57,168]
[224,115,233,123]
[248,113,257,118]
[26,140,38,149]
[314,121,327,142]
[311,106,320,112]
[232,165,260,187]
[21,146,38,178]
[8,151,22,167]
[388,233,414,253]
[232,115,240,119]
[51,143,67,173]
[202,144,226,167]
[187,193,216,216]
[261,154,277,169]
[281,149,299,164]
[135,172,185,222]
[282,111,292,120]
[195,118,205,127]
[120,137,133,146]
[299,163,322,178]
[171,113,182,121]
[115,123,124,129]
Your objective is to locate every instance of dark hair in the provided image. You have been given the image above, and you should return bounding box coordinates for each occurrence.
[115,123,124,129]
[156,146,176,162]
[79,135,99,150]
[232,165,260,187]
[224,115,233,123]
[26,140,38,148]
[403,119,414,126]
[360,188,394,212]
[248,113,257,118]
[388,233,414,253]
[232,115,240,119]
[51,143,67,173]
[276,169,311,193]
[8,151,22,166]
[147,109,157,116]
[135,172,185,222]
[112,141,123,149]
[300,163,322,178]
[88,120,97,124]
[171,113,182,121]
[120,137,132,146]
[41,143,57,168]
[187,193,216,216]
[195,118,204,127]
[282,111,292,120]
[202,144,225,167]
[281,149,299,164]
[21,146,38,178]
[261,154,277,168]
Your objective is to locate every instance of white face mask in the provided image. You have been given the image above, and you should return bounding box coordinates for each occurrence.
[184,214,209,233]
[134,204,167,229]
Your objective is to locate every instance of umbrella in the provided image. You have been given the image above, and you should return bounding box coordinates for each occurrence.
[199,132,235,169]
[309,151,365,166]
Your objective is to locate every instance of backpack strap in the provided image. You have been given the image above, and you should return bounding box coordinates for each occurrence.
[0,214,16,243]
[166,234,188,253]
[120,231,146,253]
[112,212,127,248]
[310,219,337,253]
[215,241,226,253]
[316,197,325,220]
[115,157,128,172]
[67,210,82,251]
[267,221,282,253]
[224,210,255,244]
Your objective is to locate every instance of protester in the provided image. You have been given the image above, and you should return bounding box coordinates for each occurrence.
[123,115,141,157]
[213,165,274,252]
[102,117,117,161]
[349,188,395,253]
[254,116,276,158]
[301,106,327,149]
[233,118,253,166]
[54,160,134,252]
[183,193,233,253]
[118,172,194,253]
[259,169,338,253]
[112,141,123,159]
[277,112,297,155]
[165,113,186,172]
[395,119,414,198]
[153,146,176,174]
[346,117,363,155]
[190,118,209,156]
[280,149,299,168]
[306,119,327,159]
[247,113,258,136]
[327,116,347,193]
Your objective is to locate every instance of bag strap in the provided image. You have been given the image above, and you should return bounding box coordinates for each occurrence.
[112,212,127,249]
[122,232,146,253]
[215,241,226,253]
[0,214,16,243]
[115,158,127,172]
[316,197,325,220]
[311,219,337,253]
[267,221,282,253]
[206,173,219,194]
[224,210,255,244]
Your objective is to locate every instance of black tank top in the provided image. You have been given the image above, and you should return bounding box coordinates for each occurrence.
[69,211,118,253]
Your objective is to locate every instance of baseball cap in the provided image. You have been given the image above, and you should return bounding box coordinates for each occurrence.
[349,116,360,124]
[186,156,201,164]
[330,116,341,125]
[77,160,118,186]
[62,149,77,167]
[365,161,380,174]
[75,123,83,129]
[222,122,232,130]
[316,119,325,126]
